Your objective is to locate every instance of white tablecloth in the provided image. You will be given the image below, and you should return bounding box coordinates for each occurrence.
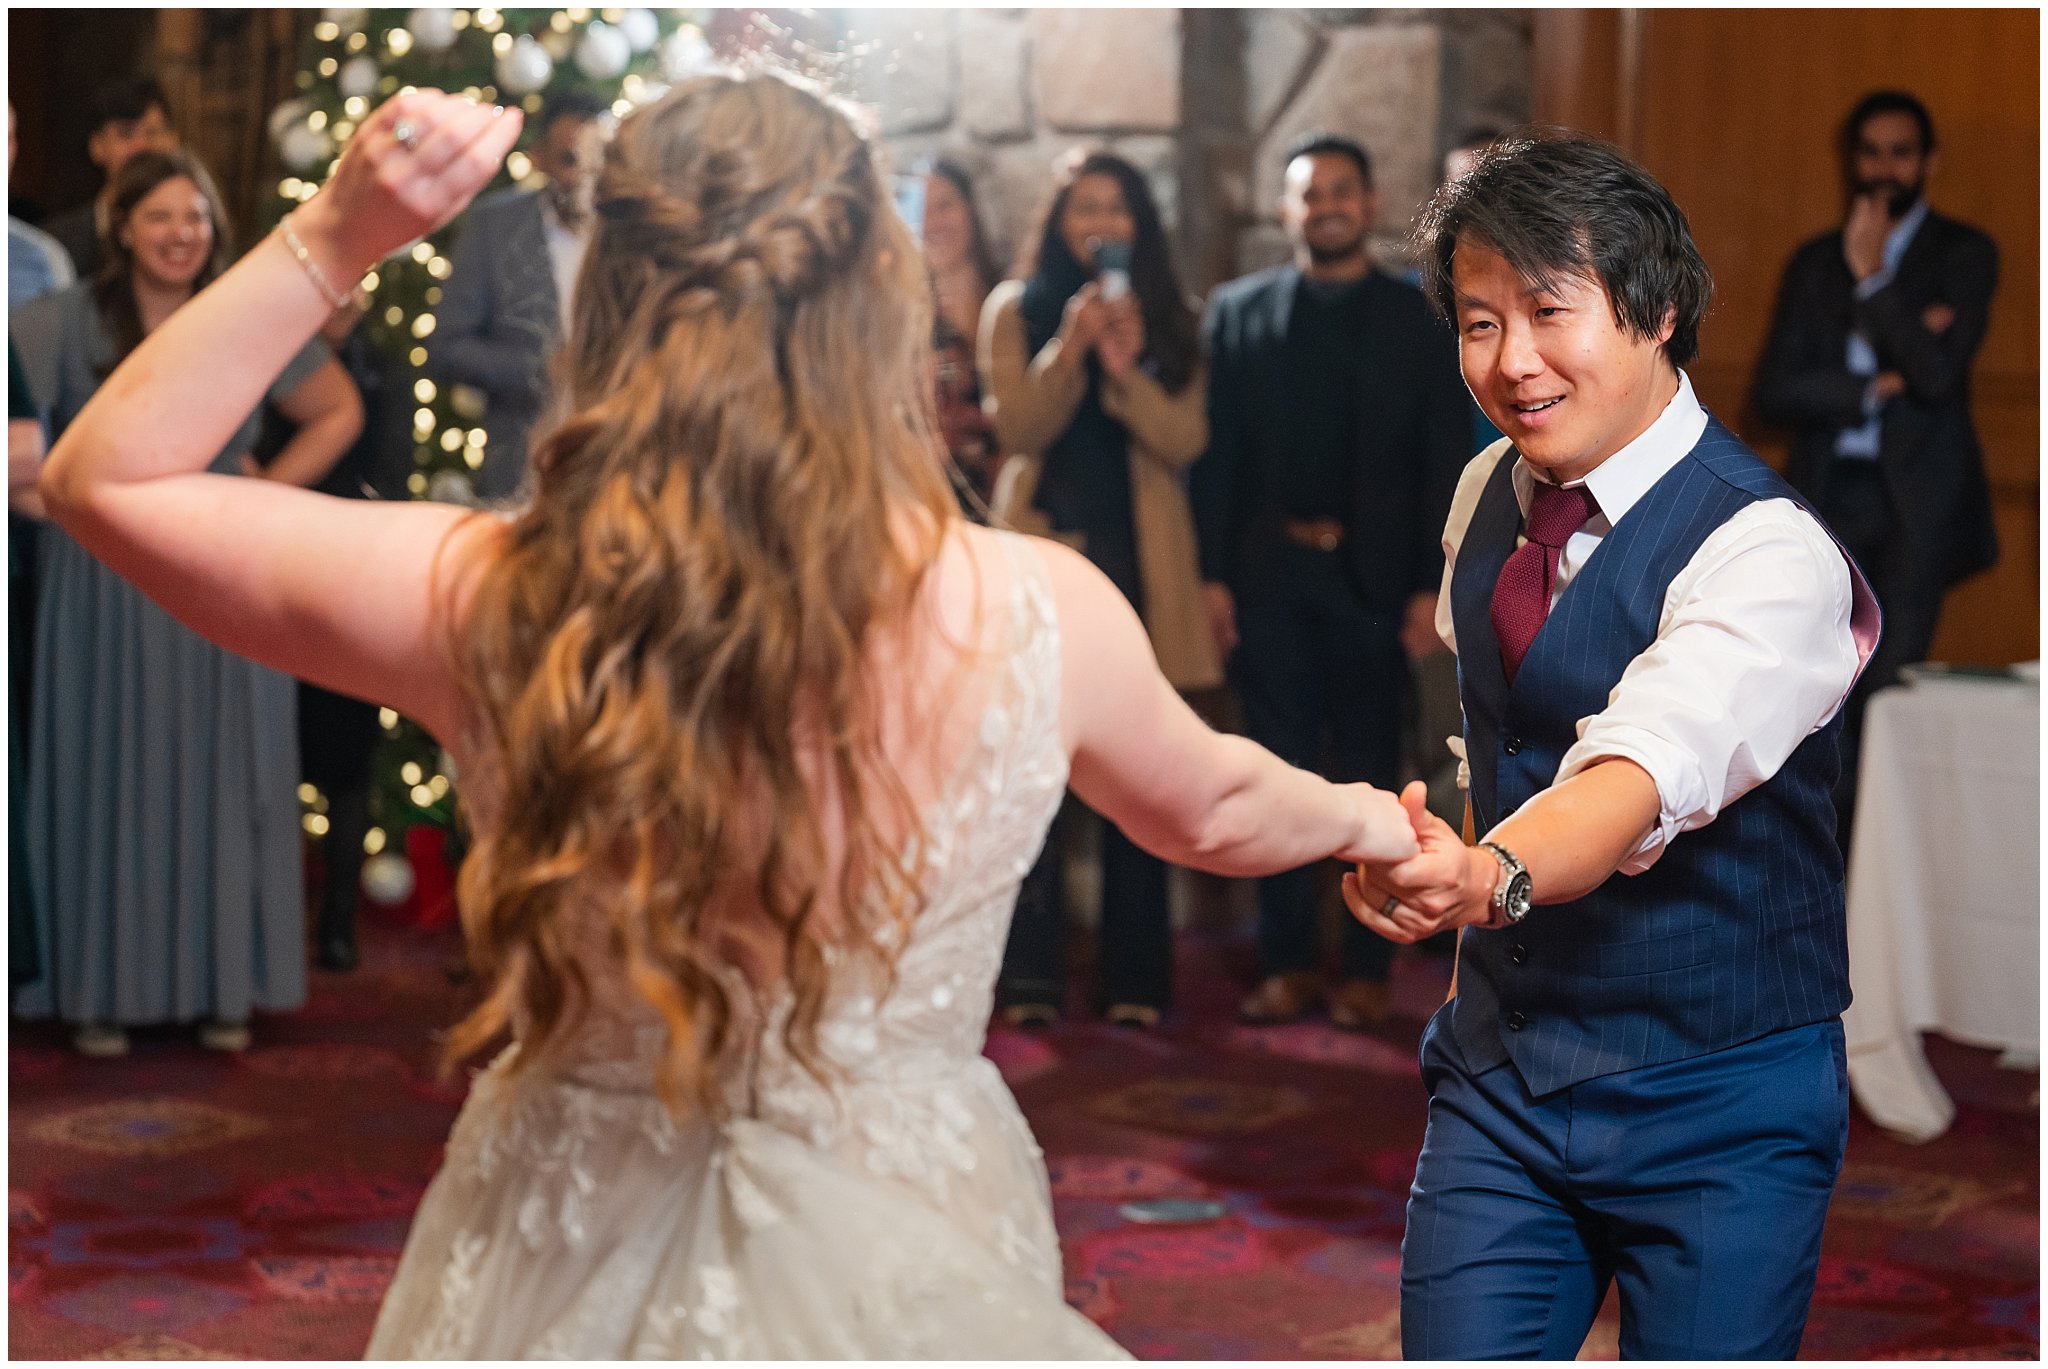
[1842,674,2040,1142]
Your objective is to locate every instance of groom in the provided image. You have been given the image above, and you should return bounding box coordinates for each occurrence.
[1346,131,1879,1359]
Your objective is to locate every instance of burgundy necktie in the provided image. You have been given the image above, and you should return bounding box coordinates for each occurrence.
[1490,480,1601,683]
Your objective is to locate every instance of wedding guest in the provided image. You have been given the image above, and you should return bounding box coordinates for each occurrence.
[1192,133,1467,1027]
[9,340,43,986]
[11,148,360,1055]
[10,102,75,313]
[260,293,412,973]
[982,149,1219,1027]
[1753,90,1999,839]
[921,159,1000,514]
[427,89,610,500]
[7,99,70,828]
[40,77,179,280]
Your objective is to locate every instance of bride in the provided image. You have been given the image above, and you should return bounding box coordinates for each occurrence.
[38,75,1420,1358]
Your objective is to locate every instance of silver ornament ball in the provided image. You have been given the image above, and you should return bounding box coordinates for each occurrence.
[619,9,660,54]
[337,55,381,101]
[575,21,631,81]
[407,8,459,53]
[495,34,555,96]
[361,851,417,906]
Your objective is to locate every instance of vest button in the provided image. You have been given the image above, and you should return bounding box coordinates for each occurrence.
[1503,735,1522,755]
[1509,944,1527,965]
[1506,1010,1527,1031]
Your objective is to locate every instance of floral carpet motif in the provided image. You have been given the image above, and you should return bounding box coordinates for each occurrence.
[8,921,2038,1359]
[22,1100,270,1159]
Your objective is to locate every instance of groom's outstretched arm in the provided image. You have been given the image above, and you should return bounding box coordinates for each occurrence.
[1344,759,1660,942]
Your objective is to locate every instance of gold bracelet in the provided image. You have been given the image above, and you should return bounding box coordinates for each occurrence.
[278,212,354,310]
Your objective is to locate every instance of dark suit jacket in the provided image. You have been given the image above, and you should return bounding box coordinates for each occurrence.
[1191,265,1468,615]
[41,202,101,282]
[425,187,563,500]
[1753,208,1999,590]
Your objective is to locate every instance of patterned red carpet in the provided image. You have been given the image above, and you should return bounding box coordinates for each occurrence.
[9,918,2038,1359]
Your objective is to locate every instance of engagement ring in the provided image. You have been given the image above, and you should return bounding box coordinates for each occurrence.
[392,119,420,151]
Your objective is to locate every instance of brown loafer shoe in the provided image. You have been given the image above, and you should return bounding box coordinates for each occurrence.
[1328,977,1392,1031]
[1237,971,1323,1024]
[1103,1003,1161,1029]
[1000,1002,1061,1031]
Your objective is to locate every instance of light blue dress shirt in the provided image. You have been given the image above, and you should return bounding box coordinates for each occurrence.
[1835,197,1929,459]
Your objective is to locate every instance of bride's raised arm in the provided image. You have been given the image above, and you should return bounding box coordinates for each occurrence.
[37,92,523,741]
[1038,540,1420,876]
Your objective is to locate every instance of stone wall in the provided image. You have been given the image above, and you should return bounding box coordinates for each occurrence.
[842,8,1532,292]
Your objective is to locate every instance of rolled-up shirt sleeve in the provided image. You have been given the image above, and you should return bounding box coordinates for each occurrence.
[1555,498,1863,873]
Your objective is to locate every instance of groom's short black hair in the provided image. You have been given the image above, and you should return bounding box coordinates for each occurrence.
[1411,127,1713,366]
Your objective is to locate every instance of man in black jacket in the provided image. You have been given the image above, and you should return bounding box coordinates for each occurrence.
[1754,90,1999,835]
[40,78,179,280]
[1192,133,1468,1028]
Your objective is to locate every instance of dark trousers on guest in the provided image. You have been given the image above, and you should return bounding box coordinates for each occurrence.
[1817,461,1947,841]
[998,525,1175,1013]
[298,683,380,955]
[1235,541,1405,983]
[1000,801,1174,1013]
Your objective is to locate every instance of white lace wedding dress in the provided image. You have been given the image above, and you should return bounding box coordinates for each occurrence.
[366,534,1128,1358]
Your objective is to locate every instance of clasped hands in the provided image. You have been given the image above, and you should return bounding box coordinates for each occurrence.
[1342,781,1503,945]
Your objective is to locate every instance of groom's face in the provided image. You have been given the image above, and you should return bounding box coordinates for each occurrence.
[1451,234,1676,485]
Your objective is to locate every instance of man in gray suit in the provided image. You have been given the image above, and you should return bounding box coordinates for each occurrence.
[427,90,610,500]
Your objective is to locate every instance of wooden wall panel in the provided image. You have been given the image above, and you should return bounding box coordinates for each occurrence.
[1535,9,2039,665]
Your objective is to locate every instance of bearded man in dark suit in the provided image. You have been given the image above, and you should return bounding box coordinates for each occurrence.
[1753,89,1999,835]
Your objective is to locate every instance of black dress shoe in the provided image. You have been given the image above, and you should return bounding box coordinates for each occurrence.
[315,932,359,972]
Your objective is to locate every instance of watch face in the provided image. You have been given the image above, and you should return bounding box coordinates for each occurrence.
[1504,872,1534,922]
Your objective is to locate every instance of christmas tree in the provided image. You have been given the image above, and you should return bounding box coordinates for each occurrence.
[271,7,722,915]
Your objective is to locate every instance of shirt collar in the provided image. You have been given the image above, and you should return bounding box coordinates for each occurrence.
[537,192,589,244]
[1885,197,1930,273]
[1513,369,1709,527]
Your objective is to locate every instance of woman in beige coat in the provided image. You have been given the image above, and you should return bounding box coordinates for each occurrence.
[979,150,1221,1028]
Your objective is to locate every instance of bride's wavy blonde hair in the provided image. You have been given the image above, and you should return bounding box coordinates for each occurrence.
[443,71,956,1110]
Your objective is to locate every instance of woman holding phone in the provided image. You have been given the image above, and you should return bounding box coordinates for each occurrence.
[980,149,1216,1028]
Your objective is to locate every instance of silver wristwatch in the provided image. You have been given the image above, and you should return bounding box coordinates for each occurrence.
[1477,841,1533,928]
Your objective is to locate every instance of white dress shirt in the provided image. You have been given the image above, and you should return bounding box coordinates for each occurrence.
[1436,371,1877,873]
[539,195,591,328]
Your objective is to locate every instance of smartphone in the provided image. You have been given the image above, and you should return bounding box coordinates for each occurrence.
[1090,238,1133,301]
[892,172,927,240]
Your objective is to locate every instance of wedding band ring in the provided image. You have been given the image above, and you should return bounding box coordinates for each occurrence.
[1380,894,1401,917]
[392,119,420,151]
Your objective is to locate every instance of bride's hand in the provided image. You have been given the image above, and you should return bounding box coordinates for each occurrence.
[292,90,525,281]
[1338,779,1422,865]
[1343,784,1492,944]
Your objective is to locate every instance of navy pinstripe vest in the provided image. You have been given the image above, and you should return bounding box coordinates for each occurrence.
[1448,418,1853,1096]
